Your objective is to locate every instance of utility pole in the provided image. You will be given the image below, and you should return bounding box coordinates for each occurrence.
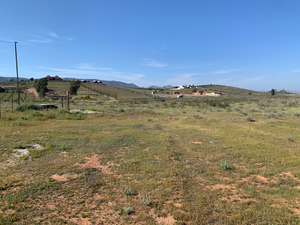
[14,42,20,105]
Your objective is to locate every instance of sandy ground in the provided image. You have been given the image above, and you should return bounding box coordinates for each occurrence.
[25,87,38,98]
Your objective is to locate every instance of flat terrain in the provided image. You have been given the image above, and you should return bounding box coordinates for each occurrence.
[1,84,300,224]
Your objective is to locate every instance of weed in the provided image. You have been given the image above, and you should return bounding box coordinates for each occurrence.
[120,180,134,196]
[16,103,42,112]
[138,192,152,206]
[286,136,294,142]
[182,110,186,114]
[264,113,277,119]
[124,206,133,215]
[220,159,228,170]
[294,112,300,117]
[83,172,90,185]
[245,115,253,122]
[226,107,232,112]
[18,116,28,121]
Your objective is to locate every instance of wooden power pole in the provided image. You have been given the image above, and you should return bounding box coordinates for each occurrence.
[14,42,20,105]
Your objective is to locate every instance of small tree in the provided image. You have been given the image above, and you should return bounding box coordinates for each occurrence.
[34,78,48,93]
[29,77,34,81]
[10,79,14,82]
[39,89,46,98]
[70,79,81,95]
[271,89,275,96]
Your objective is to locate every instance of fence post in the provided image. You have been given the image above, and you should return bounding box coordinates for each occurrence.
[11,91,14,113]
[67,92,70,111]
[61,96,64,109]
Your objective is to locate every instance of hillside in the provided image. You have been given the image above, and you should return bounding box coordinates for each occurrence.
[197,84,264,95]
[62,78,139,88]
[46,81,148,99]
[0,76,29,82]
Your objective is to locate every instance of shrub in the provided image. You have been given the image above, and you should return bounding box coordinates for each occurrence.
[18,116,28,121]
[193,113,199,119]
[123,206,133,215]
[286,136,294,142]
[139,192,151,206]
[220,159,228,170]
[120,181,134,196]
[294,112,300,117]
[34,78,48,93]
[245,115,253,122]
[70,79,81,95]
[84,94,90,100]
[39,89,46,98]
[271,89,275,95]
[264,113,276,119]
[192,88,197,92]
[16,104,42,112]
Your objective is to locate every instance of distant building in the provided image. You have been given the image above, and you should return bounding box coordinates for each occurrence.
[45,75,63,81]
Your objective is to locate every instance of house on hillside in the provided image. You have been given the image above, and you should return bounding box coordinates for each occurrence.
[45,75,63,81]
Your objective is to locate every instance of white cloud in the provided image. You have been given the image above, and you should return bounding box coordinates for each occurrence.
[46,31,73,41]
[242,76,264,82]
[48,32,59,38]
[142,58,168,68]
[28,39,53,43]
[212,69,239,74]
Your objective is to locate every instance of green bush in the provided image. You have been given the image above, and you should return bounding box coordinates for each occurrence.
[39,89,46,98]
[220,159,228,170]
[193,113,199,119]
[16,104,42,112]
[34,78,48,93]
[70,79,81,95]
[245,115,253,122]
[294,112,300,117]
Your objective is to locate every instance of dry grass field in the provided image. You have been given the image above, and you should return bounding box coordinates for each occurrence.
[1,83,300,224]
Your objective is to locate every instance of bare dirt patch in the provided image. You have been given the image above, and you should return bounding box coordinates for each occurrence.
[25,87,38,98]
[70,217,91,225]
[70,109,98,114]
[51,173,80,182]
[149,209,176,225]
[192,141,202,144]
[74,154,118,175]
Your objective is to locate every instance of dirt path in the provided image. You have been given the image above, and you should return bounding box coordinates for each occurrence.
[25,87,38,98]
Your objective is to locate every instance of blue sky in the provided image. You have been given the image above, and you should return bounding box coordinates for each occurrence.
[1,0,300,90]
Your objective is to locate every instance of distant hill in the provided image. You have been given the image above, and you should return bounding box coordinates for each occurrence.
[0,76,29,82]
[0,76,138,88]
[62,78,139,88]
[197,84,263,95]
[148,85,174,89]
